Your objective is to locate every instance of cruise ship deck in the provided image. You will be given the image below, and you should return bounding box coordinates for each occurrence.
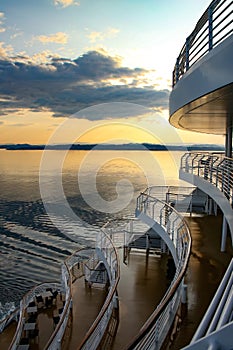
[0,214,231,350]
[1,0,233,349]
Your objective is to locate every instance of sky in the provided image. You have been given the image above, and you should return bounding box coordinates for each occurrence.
[0,0,225,145]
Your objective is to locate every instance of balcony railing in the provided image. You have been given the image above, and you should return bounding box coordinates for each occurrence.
[122,191,191,349]
[4,229,119,350]
[180,152,233,206]
[173,0,233,86]
[8,281,65,350]
[77,230,120,350]
[180,151,233,349]
[183,258,233,349]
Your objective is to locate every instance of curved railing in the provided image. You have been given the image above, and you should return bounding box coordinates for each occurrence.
[44,264,72,350]
[180,152,233,205]
[45,247,105,349]
[6,250,97,350]
[77,229,120,350]
[4,231,119,350]
[103,218,154,249]
[0,306,19,334]
[8,281,64,350]
[122,191,191,349]
[183,258,233,349]
[2,228,119,350]
[172,0,233,86]
[136,193,191,262]
[179,152,233,348]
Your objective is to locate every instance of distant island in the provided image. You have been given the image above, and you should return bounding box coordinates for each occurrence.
[0,143,225,151]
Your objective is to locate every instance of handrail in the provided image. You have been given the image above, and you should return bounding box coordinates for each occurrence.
[0,306,19,334]
[77,229,120,350]
[191,258,233,342]
[124,191,191,349]
[180,152,233,206]
[46,248,105,349]
[44,262,72,349]
[8,281,62,350]
[7,249,85,349]
[103,217,154,249]
[172,0,233,86]
[180,151,233,349]
[3,236,119,350]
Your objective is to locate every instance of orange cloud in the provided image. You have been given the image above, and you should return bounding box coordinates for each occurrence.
[54,0,80,7]
[87,27,119,43]
[36,32,68,44]
[0,41,13,57]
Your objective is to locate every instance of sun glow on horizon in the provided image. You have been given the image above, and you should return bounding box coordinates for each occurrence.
[0,0,222,146]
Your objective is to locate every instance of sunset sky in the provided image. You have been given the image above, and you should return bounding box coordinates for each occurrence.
[0,0,225,145]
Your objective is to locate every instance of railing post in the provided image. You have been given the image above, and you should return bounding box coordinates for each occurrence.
[208,5,213,51]
[154,319,160,349]
[185,36,190,71]
[181,284,188,304]
[57,338,61,350]
[221,216,228,252]
[175,57,179,84]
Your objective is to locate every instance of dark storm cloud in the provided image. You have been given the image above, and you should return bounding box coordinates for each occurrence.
[0,50,169,119]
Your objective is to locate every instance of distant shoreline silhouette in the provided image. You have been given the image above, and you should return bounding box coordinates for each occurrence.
[0,143,225,151]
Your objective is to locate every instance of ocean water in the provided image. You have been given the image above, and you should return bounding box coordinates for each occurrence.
[0,149,183,318]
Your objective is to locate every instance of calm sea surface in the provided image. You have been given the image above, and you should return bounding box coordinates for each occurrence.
[0,149,184,318]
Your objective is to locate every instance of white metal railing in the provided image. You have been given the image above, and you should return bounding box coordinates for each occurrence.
[180,151,233,348]
[183,258,233,349]
[0,306,19,334]
[173,0,233,86]
[77,229,120,350]
[8,281,63,350]
[46,248,106,349]
[7,250,83,350]
[124,190,191,349]
[180,152,233,206]
[45,263,72,350]
[136,193,190,254]
[141,185,196,200]
[3,235,119,350]
[140,185,211,214]
[103,218,154,249]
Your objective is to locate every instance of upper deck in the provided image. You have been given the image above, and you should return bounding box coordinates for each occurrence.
[169,0,233,136]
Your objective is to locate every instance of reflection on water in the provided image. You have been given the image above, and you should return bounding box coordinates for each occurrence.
[0,149,183,312]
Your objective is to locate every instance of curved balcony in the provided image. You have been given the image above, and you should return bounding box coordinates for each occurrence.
[178,152,233,349]
[169,0,233,136]
[8,279,70,350]
[112,190,191,349]
[0,229,119,350]
[169,2,233,348]
[180,152,233,247]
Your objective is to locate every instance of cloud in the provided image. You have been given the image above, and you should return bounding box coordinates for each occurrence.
[10,31,24,40]
[0,42,13,57]
[87,27,119,43]
[54,0,80,8]
[0,50,169,119]
[35,32,68,44]
[87,31,103,43]
[0,12,6,34]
